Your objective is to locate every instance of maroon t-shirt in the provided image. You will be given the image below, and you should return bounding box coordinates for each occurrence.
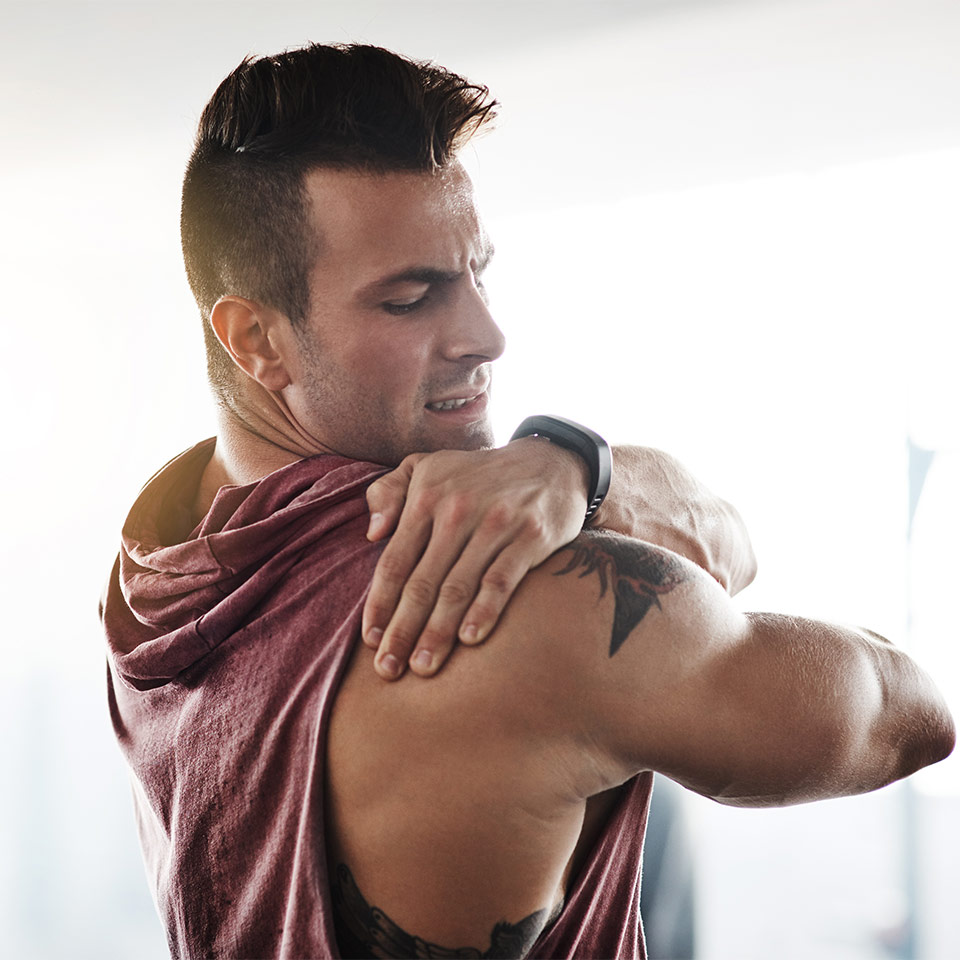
[102,439,653,958]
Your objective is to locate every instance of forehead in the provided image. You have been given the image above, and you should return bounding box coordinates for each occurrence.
[302,164,487,282]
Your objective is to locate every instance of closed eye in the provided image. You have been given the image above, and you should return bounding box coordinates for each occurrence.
[382,294,429,316]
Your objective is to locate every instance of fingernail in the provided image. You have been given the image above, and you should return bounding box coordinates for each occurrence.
[411,649,434,672]
[379,654,401,678]
[465,624,489,644]
[367,512,384,539]
[364,627,383,648]
[460,624,478,643]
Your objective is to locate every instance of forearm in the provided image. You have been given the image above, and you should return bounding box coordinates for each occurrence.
[590,445,757,595]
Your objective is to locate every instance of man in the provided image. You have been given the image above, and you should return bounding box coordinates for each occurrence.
[102,44,954,959]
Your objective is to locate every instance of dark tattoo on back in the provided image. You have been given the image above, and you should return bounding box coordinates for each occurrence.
[555,532,689,657]
[332,863,555,959]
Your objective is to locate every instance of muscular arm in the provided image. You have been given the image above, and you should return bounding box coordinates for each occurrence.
[507,530,954,805]
[327,529,953,958]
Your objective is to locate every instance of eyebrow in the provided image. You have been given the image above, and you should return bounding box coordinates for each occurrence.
[358,245,495,296]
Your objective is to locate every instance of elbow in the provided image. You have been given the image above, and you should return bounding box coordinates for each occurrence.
[867,653,956,787]
[893,701,956,781]
[932,711,957,765]
[939,710,957,762]
[788,651,956,800]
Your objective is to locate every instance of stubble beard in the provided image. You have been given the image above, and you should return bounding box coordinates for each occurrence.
[297,337,496,466]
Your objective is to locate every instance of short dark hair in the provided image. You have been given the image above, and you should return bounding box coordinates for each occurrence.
[180,43,498,405]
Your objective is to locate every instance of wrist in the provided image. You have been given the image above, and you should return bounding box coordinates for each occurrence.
[514,435,591,508]
[509,415,612,521]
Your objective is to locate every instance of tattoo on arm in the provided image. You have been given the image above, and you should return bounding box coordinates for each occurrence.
[332,863,554,959]
[555,532,689,657]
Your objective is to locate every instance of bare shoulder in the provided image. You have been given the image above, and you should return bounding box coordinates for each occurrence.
[332,530,724,801]
[512,528,708,659]
[491,530,744,786]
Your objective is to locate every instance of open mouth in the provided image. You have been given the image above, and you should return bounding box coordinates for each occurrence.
[425,394,482,412]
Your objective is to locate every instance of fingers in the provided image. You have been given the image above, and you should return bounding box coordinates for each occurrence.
[367,531,469,680]
[361,507,434,662]
[457,542,536,645]
[360,443,587,683]
[393,534,508,677]
[371,516,549,682]
[365,454,423,541]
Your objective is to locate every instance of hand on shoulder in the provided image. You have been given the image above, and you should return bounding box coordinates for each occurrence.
[360,438,590,679]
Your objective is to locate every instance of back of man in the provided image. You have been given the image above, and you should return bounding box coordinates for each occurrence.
[326,543,651,958]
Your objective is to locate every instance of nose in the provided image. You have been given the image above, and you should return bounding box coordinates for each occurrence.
[441,279,506,363]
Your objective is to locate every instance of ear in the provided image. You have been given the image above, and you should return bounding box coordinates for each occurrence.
[209,296,292,391]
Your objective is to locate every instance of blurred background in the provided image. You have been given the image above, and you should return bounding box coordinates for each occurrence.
[2,0,958,957]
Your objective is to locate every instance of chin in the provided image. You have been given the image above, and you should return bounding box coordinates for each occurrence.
[363,419,496,465]
[432,421,496,453]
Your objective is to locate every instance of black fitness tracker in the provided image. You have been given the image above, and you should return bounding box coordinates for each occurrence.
[510,415,612,521]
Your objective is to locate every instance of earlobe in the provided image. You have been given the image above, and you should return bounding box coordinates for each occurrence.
[209,296,292,391]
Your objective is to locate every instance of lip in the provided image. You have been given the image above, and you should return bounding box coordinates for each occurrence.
[423,390,489,422]
[425,382,490,407]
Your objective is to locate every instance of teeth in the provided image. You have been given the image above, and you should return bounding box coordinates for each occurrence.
[428,396,475,411]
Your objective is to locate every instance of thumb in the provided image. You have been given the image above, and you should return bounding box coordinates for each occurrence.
[366,453,423,540]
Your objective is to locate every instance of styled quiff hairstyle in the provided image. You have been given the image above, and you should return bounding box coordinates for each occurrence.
[181,43,498,404]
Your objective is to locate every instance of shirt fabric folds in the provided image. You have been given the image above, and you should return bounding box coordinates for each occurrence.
[102,439,652,958]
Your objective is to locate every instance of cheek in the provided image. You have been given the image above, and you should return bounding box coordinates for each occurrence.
[348,331,432,391]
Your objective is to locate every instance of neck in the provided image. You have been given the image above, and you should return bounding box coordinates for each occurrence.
[193,383,335,523]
